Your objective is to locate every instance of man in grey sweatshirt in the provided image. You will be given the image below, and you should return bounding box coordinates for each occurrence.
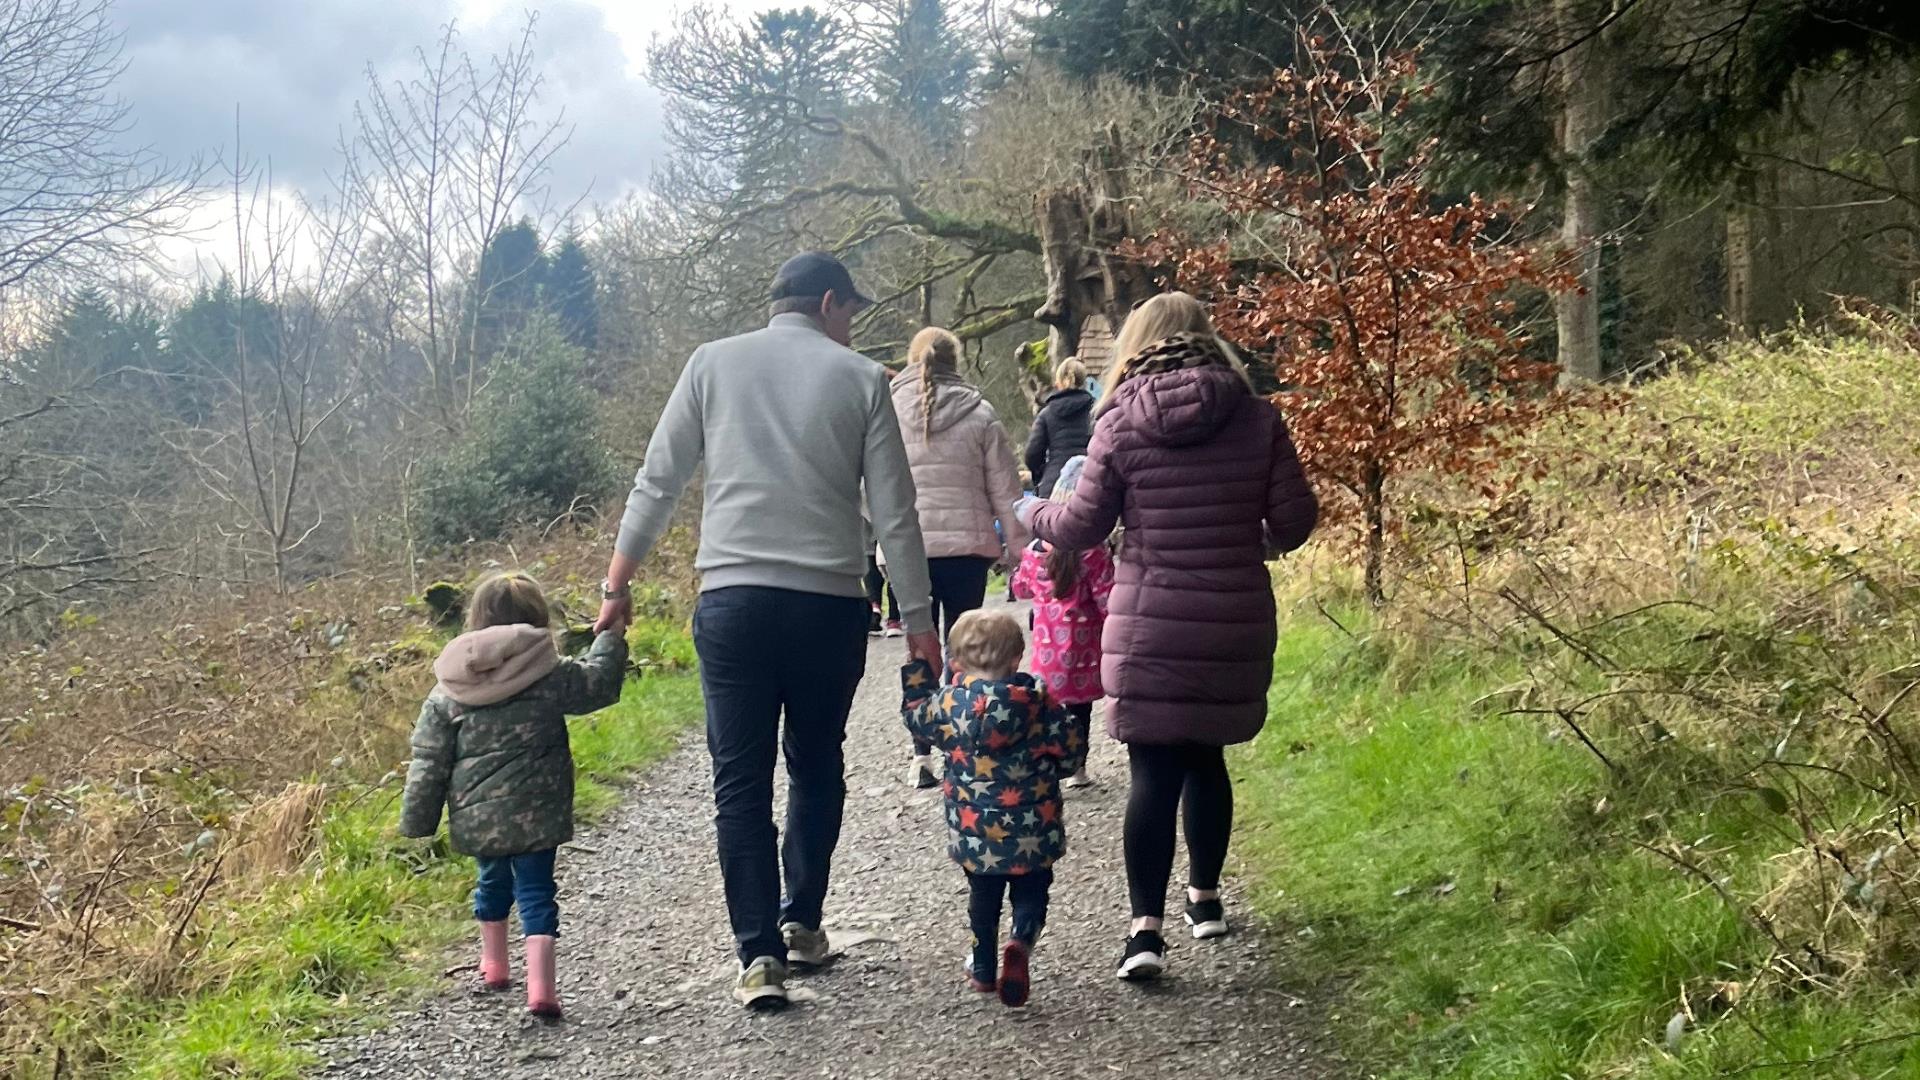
[595,252,938,1010]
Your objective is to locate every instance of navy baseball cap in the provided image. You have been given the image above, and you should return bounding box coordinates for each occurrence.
[769,251,873,308]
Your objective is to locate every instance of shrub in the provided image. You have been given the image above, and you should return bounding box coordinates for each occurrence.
[416,315,621,545]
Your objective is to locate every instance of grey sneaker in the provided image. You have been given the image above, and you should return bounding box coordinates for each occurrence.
[781,922,832,968]
[733,955,788,1010]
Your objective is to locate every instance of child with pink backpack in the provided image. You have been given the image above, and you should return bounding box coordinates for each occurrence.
[1012,456,1113,787]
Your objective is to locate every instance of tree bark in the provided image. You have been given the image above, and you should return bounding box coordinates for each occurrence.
[1554,0,1606,385]
[1725,198,1754,335]
[1363,467,1386,606]
[1907,62,1920,301]
[1035,189,1093,364]
[1034,126,1153,368]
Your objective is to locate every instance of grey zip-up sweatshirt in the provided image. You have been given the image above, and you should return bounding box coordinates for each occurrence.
[615,314,936,633]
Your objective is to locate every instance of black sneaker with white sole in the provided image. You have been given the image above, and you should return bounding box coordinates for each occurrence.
[1184,898,1230,940]
[1116,930,1165,981]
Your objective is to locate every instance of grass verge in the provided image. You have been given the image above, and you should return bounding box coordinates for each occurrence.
[1238,609,1920,1078]
[82,663,701,1080]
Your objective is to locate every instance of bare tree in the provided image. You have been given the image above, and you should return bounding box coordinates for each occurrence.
[0,0,199,296]
[0,369,161,630]
[166,135,369,591]
[337,15,572,431]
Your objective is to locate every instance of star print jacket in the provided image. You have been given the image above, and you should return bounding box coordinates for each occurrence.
[900,658,1081,875]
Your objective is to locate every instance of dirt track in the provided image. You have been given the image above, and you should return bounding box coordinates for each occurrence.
[318,624,1339,1080]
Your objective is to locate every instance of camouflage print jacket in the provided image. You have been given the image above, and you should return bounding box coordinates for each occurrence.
[399,629,628,858]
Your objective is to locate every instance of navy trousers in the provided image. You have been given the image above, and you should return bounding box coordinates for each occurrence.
[694,586,868,966]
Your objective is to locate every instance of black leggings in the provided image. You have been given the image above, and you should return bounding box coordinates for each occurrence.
[912,556,993,754]
[967,869,1052,976]
[1124,743,1233,920]
[1064,702,1093,772]
[927,555,992,639]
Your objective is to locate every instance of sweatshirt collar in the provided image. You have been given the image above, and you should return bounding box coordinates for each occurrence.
[769,312,826,333]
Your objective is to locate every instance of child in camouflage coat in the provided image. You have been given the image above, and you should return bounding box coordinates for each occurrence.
[400,572,627,1020]
[901,609,1082,1007]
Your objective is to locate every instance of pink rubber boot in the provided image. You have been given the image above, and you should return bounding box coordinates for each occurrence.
[525,934,561,1019]
[478,920,511,990]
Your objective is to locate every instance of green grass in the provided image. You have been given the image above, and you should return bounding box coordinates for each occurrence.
[85,667,701,1080]
[1238,611,1920,1079]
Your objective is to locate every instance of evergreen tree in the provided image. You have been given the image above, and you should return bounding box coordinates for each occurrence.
[163,278,280,421]
[33,289,166,384]
[864,0,975,140]
[471,219,548,364]
[416,314,618,544]
[544,234,599,352]
[1029,0,1300,87]
[648,6,854,195]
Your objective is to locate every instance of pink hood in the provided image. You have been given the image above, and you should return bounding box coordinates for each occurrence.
[433,624,561,707]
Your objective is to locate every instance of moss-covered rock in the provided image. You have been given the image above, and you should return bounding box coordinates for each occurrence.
[423,582,465,627]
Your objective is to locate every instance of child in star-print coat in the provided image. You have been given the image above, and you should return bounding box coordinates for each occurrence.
[901,609,1082,1007]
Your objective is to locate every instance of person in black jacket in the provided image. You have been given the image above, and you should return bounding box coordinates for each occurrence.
[1024,358,1095,498]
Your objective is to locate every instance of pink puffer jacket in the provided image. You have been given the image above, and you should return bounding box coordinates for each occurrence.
[891,369,1028,560]
[1028,345,1317,746]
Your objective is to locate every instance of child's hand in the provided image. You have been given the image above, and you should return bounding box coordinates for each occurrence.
[901,657,938,694]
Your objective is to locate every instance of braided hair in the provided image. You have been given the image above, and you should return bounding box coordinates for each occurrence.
[907,326,962,440]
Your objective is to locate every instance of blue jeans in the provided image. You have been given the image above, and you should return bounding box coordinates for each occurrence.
[473,848,559,937]
[694,586,867,966]
[968,868,1053,977]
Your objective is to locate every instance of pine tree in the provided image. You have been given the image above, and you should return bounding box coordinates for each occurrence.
[471,219,547,365]
[863,0,975,140]
[163,278,280,421]
[544,235,599,352]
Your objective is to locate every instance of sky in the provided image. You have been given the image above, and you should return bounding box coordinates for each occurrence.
[111,0,773,272]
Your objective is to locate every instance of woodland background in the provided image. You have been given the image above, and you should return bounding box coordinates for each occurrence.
[8,1,1920,1077]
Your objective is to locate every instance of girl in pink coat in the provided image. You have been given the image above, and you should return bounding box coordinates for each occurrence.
[1012,456,1113,788]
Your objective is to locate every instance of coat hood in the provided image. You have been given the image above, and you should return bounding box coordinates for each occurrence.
[1042,387,1094,421]
[434,624,561,707]
[957,672,1050,749]
[892,368,989,437]
[1109,342,1251,449]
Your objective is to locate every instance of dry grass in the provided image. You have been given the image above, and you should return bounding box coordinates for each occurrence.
[0,522,698,1074]
[1382,313,1920,1002]
[1241,312,1920,1078]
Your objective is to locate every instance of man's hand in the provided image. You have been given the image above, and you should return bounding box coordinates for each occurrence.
[905,630,942,667]
[593,595,632,634]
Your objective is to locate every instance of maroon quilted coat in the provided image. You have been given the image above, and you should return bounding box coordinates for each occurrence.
[1028,340,1317,746]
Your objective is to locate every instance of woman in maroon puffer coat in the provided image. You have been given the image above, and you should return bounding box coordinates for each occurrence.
[1016,292,1318,982]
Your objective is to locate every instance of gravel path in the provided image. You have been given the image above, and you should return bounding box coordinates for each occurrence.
[319,621,1340,1080]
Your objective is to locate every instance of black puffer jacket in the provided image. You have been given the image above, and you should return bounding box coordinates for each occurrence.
[1024,388,1095,497]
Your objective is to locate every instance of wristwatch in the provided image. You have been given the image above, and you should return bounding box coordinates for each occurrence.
[600,579,631,601]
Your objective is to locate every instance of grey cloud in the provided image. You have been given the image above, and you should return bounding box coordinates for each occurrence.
[112,0,666,207]
[515,3,666,206]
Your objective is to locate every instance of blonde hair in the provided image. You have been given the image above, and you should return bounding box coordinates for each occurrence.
[947,609,1025,680]
[1102,292,1252,412]
[908,326,962,439]
[465,572,552,631]
[1052,356,1087,391]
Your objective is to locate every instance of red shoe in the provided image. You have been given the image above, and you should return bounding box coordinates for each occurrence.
[999,940,1030,1007]
[525,934,562,1019]
[478,920,510,990]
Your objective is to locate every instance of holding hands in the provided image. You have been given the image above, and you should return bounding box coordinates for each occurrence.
[593,579,633,634]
